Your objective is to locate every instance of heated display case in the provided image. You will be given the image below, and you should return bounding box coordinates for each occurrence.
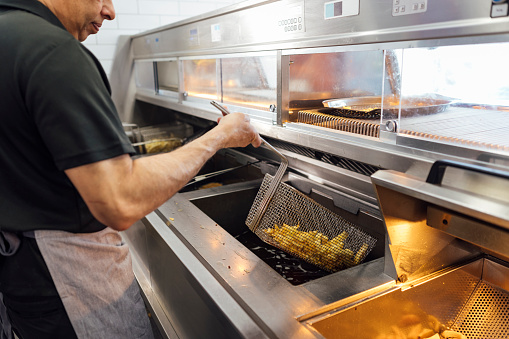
[110,0,509,338]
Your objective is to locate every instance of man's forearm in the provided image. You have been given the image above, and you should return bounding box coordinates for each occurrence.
[65,113,261,231]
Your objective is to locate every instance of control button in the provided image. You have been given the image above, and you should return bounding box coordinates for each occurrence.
[393,0,427,16]
[492,3,509,16]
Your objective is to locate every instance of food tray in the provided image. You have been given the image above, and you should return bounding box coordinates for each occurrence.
[323,95,456,118]
[308,258,509,339]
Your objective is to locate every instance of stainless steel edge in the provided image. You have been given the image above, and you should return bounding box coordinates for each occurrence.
[371,170,509,228]
[483,259,509,293]
[142,211,273,338]
[131,251,180,339]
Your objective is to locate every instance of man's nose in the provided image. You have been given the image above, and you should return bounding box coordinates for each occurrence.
[102,0,116,21]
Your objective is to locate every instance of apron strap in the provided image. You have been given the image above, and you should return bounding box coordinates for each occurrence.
[0,231,19,339]
[0,232,20,257]
[0,293,12,339]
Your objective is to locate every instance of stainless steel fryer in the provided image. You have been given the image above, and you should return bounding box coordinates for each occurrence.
[303,160,509,339]
[109,0,509,338]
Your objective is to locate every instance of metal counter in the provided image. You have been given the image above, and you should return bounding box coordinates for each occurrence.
[122,158,393,338]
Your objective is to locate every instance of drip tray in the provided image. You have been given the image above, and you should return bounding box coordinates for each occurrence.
[307,258,509,338]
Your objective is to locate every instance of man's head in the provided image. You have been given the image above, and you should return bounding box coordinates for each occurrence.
[38,0,115,42]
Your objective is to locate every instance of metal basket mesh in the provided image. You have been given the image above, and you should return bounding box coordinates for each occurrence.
[246,174,377,272]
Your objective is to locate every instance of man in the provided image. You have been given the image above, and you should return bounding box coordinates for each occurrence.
[0,0,262,338]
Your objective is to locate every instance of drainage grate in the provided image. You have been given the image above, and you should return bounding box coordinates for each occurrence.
[264,137,382,177]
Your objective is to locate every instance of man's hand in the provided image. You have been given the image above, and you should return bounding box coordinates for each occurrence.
[215,112,262,149]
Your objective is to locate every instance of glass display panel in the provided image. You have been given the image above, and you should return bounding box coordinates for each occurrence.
[221,56,277,110]
[156,60,179,96]
[134,61,155,91]
[289,51,386,105]
[289,50,387,138]
[393,43,509,152]
[183,59,218,100]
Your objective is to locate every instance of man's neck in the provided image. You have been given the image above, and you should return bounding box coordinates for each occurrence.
[37,0,78,40]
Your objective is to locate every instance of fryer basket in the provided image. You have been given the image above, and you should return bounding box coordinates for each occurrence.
[246,174,377,272]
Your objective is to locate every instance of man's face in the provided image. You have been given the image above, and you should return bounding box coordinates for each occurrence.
[53,0,115,41]
[74,0,115,41]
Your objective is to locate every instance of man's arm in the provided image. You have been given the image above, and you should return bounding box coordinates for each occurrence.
[65,113,262,231]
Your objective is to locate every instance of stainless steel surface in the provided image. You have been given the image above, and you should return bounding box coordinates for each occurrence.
[129,0,509,58]
[306,258,509,339]
[372,167,509,283]
[144,187,388,338]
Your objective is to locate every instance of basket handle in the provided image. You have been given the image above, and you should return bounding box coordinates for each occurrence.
[425,159,509,184]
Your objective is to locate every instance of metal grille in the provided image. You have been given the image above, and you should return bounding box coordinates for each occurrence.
[246,174,377,272]
[398,107,509,152]
[407,267,481,330]
[264,137,382,177]
[454,282,509,338]
[297,109,380,138]
[299,106,509,152]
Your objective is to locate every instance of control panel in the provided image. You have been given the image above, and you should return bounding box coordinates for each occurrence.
[277,5,305,33]
[392,0,428,16]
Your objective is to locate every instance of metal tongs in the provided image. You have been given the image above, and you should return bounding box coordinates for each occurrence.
[210,101,288,232]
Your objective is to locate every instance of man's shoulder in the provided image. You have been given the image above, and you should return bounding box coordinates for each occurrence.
[1,9,86,72]
[0,9,73,46]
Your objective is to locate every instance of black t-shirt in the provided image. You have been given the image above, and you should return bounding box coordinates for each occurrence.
[0,0,135,297]
[0,0,135,234]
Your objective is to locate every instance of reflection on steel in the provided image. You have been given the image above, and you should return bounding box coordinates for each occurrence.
[309,259,509,339]
[297,109,380,138]
[385,50,401,98]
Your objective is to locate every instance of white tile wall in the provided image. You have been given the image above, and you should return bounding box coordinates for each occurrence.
[82,0,244,77]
